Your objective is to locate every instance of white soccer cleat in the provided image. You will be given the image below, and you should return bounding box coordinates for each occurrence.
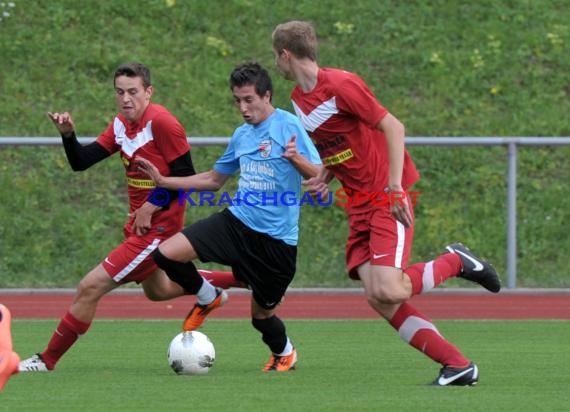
[18,354,50,372]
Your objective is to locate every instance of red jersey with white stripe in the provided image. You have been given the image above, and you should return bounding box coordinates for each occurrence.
[291,68,419,214]
[96,103,189,234]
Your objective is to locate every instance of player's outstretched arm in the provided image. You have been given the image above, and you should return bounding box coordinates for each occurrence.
[137,157,230,191]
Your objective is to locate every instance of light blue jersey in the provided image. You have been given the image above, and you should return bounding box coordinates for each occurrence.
[213,109,321,245]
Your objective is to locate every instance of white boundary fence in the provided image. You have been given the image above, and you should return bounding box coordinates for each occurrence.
[2,136,570,289]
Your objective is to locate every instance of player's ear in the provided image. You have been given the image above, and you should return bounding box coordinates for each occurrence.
[145,85,154,100]
[263,90,272,102]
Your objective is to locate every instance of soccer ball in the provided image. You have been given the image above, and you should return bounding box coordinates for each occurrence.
[167,331,215,375]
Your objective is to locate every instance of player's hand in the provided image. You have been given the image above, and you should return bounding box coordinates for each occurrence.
[136,157,163,185]
[282,135,297,160]
[131,202,158,236]
[303,171,330,203]
[47,112,75,137]
[388,186,413,228]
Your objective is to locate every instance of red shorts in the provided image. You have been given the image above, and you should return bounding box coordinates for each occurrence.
[101,227,172,284]
[345,204,414,280]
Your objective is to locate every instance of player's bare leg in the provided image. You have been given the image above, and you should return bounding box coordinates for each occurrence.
[142,269,187,301]
[19,266,117,372]
[358,263,478,386]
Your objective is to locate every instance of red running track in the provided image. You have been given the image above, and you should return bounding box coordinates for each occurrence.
[1,289,569,320]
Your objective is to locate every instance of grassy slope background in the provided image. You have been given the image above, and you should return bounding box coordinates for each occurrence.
[0,0,569,288]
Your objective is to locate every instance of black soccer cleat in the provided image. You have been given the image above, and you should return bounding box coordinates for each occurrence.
[446,243,501,293]
[431,362,479,386]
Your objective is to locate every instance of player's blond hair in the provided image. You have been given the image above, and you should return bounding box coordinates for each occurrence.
[272,20,318,61]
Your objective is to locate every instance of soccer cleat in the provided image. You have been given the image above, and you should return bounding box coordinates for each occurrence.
[446,243,501,293]
[432,362,479,386]
[18,354,51,372]
[262,348,297,372]
[182,287,228,331]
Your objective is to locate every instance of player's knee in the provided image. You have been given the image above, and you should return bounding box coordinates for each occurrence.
[75,277,107,303]
[366,286,406,306]
[152,248,171,270]
[152,249,181,281]
[152,248,202,294]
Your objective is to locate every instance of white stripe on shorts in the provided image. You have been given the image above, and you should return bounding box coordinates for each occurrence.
[112,238,161,283]
[394,220,405,268]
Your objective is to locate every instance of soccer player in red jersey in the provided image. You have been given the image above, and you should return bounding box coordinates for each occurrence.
[272,21,501,386]
[18,62,239,372]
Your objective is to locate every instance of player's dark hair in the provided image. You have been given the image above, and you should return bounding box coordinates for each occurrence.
[229,62,273,102]
[114,62,152,88]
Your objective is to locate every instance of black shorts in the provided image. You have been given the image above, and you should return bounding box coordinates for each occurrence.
[182,209,297,310]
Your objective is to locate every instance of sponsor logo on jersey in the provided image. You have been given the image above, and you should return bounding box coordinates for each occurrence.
[322,148,354,166]
[259,139,272,158]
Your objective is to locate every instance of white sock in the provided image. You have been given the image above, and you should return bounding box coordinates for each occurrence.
[276,337,293,356]
[196,278,217,305]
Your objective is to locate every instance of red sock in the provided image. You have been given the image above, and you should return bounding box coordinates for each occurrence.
[406,253,462,296]
[198,270,247,289]
[41,311,91,370]
[389,303,469,367]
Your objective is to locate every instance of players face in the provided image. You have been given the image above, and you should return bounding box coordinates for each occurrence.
[115,75,153,122]
[232,84,273,125]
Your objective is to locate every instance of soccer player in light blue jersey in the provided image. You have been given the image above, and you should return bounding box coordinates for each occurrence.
[137,62,322,372]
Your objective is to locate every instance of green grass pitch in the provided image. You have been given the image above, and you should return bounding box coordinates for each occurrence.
[3,320,569,411]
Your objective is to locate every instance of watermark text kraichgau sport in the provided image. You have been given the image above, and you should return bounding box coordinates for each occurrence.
[148,188,422,208]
